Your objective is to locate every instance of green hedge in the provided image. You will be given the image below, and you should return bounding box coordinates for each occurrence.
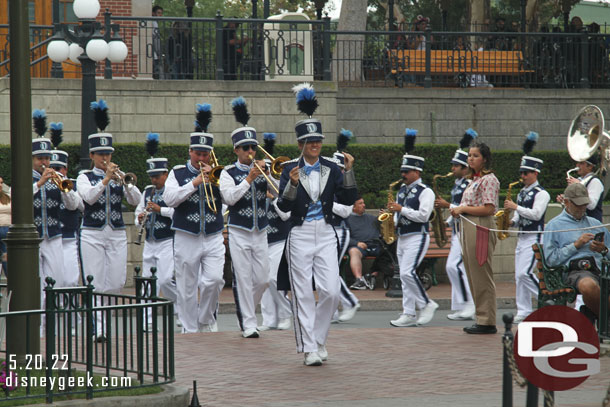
[0,144,574,208]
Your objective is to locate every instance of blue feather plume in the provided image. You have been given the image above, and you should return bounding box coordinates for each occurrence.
[292,83,318,117]
[337,128,353,152]
[263,132,276,155]
[195,103,212,132]
[523,131,539,155]
[90,99,110,131]
[32,109,47,137]
[231,97,250,126]
[404,128,417,153]
[460,128,478,149]
[49,122,63,148]
[146,132,160,157]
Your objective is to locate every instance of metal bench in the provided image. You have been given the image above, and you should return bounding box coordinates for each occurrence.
[532,243,576,307]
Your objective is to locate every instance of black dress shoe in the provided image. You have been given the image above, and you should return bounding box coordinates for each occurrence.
[463,324,497,334]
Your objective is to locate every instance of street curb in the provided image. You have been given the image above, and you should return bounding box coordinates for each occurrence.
[29,384,189,407]
[218,297,518,314]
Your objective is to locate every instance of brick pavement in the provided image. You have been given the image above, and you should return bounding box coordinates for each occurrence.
[173,326,610,407]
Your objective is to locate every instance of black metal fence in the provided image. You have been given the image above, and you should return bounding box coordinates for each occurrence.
[0,269,174,404]
[2,15,610,89]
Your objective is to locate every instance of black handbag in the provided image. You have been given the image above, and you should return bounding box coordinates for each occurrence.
[568,256,600,275]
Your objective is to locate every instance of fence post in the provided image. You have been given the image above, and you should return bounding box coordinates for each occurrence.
[44,277,56,404]
[150,267,159,383]
[322,16,331,81]
[104,9,113,79]
[580,30,590,88]
[525,382,539,407]
[134,266,144,384]
[85,275,94,400]
[502,313,514,407]
[215,11,224,80]
[600,260,609,340]
[424,27,432,88]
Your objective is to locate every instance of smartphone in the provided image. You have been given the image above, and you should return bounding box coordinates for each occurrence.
[594,231,605,242]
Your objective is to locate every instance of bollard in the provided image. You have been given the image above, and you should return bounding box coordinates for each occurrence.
[189,380,201,407]
[502,313,514,407]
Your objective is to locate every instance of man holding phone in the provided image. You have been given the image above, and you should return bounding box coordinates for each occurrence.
[504,136,550,324]
[544,183,610,321]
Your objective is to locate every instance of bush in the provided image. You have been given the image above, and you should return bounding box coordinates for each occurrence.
[0,143,575,208]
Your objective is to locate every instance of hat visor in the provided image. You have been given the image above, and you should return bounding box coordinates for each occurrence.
[233,139,259,148]
[401,165,423,172]
[32,151,53,157]
[190,145,213,152]
[90,147,115,154]
[297,134,325,142]
[50,162,67,168]
[519,166,540,173]
[451,159,467,166]
[569,196,590,206]
[147,169,168,175]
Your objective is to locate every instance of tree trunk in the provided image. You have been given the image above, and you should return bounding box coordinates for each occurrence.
[333,0,367,83]
[469,0,490,32]
[526,0,539,32]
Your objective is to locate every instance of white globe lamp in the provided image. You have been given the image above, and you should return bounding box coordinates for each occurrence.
[68,43,84,64]
[107,40,128,63]
[86,38,109,62]
[47,40,70,62]
[73,0,101,19]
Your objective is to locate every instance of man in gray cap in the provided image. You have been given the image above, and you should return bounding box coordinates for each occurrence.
[544,183,610,319]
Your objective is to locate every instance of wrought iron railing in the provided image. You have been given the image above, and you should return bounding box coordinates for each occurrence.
[0,268,174,404]
[600,260,610,341]
[0,24,54,78]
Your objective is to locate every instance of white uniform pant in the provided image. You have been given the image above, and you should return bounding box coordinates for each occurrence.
[143,238,179,322]
[261,241,292,327]
[334,226,359,309]
[40,236,64,326]
[228,227,270,331]
[81,226,127,336]
[286,219,340,353]
[62,238,81,287]
[174,231,225,333]
[445,231,473,311]
[515,234,540,318]
[397,233,430,316]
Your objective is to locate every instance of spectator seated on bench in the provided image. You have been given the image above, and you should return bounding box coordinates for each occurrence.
[543,183,610,325]
[345,197,382,290]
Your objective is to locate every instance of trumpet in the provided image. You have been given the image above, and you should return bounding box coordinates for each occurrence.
[198,161,218,214]
[103,160,137,186]
[41,165,73,193]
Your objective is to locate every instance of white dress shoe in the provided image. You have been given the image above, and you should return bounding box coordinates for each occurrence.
[416,300,439,325]
[456,304,475,320]
[338,303,361,322]
[390,314,417,327]
[277,318,291,330]
[242,328,259,338]
[304,352,322,366]
[317,344,328,361]
[257,325,273,331]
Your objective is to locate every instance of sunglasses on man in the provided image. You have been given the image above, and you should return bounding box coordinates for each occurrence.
[240,145,257,152]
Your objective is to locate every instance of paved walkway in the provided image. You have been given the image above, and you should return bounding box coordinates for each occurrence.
[171,283,610,407]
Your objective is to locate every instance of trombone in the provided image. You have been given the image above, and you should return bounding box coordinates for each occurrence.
[208,150,224,187]
[41,165,73,193]
[247,152,280,195]
[256,146,290,179]
[198,161,218,214]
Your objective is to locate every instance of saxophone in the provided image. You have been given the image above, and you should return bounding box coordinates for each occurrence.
[378,179,403,245]
[494,180,522,240]
[431,172,453,248]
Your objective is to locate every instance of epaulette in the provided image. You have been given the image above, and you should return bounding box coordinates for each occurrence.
[321,155,334,161]
[284,158,299,164]
[173,164,186,170]
[144,185,154,191]
[79,169,92,175]
[224,164,236,170]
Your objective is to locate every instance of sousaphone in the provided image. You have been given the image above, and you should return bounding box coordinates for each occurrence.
[567,105,610,198]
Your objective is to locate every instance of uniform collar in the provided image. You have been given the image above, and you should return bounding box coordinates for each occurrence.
[32,169,42,178]
[580,172,594,182]
[92,167,105,176]
[522,181,539,192]
[455,177,465,185]
[405,178,422,189]
[186,161,199,174]
[235,160,253,172]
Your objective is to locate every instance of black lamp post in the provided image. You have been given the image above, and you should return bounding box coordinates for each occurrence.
[47,0,127,171]
[520,0,527,33]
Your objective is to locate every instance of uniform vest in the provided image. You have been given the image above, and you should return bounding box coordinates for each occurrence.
[583,175,603,222]
[224,164,268,232]
[143,185,174,242]
[81,170,126,229]
[60,178,80,239]
[450,177,470,234]
[516,185,546,232]
[32,171,62,238]
[266,200,290,244]
[170,163,223,236]
[396,182,430,236]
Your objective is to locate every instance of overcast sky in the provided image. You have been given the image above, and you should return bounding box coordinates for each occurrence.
[327,0,342,19]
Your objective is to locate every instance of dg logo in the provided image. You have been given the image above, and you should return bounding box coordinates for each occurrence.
[52,154,58,161]
[40,141,48,150]
[521,159,526,166]
[199,136,207,145]
[100,137,108,146]
[244,131,254,139]
[306,123,317,133]
[148,162,155,170]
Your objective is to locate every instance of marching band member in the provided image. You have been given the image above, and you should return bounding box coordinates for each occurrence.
[505,132,550,324]
[259,133,292,331]
[76,101,142,341]
[32,110,80,294]
[135,133,178,327]
[566,154,604,222]
[387,129,438,328]
[219,97,270,339]
[277,84,357,366]
[434,130,475,321]
[163,103,225,334]
[48,121,84,288]
[450,139,500,335]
